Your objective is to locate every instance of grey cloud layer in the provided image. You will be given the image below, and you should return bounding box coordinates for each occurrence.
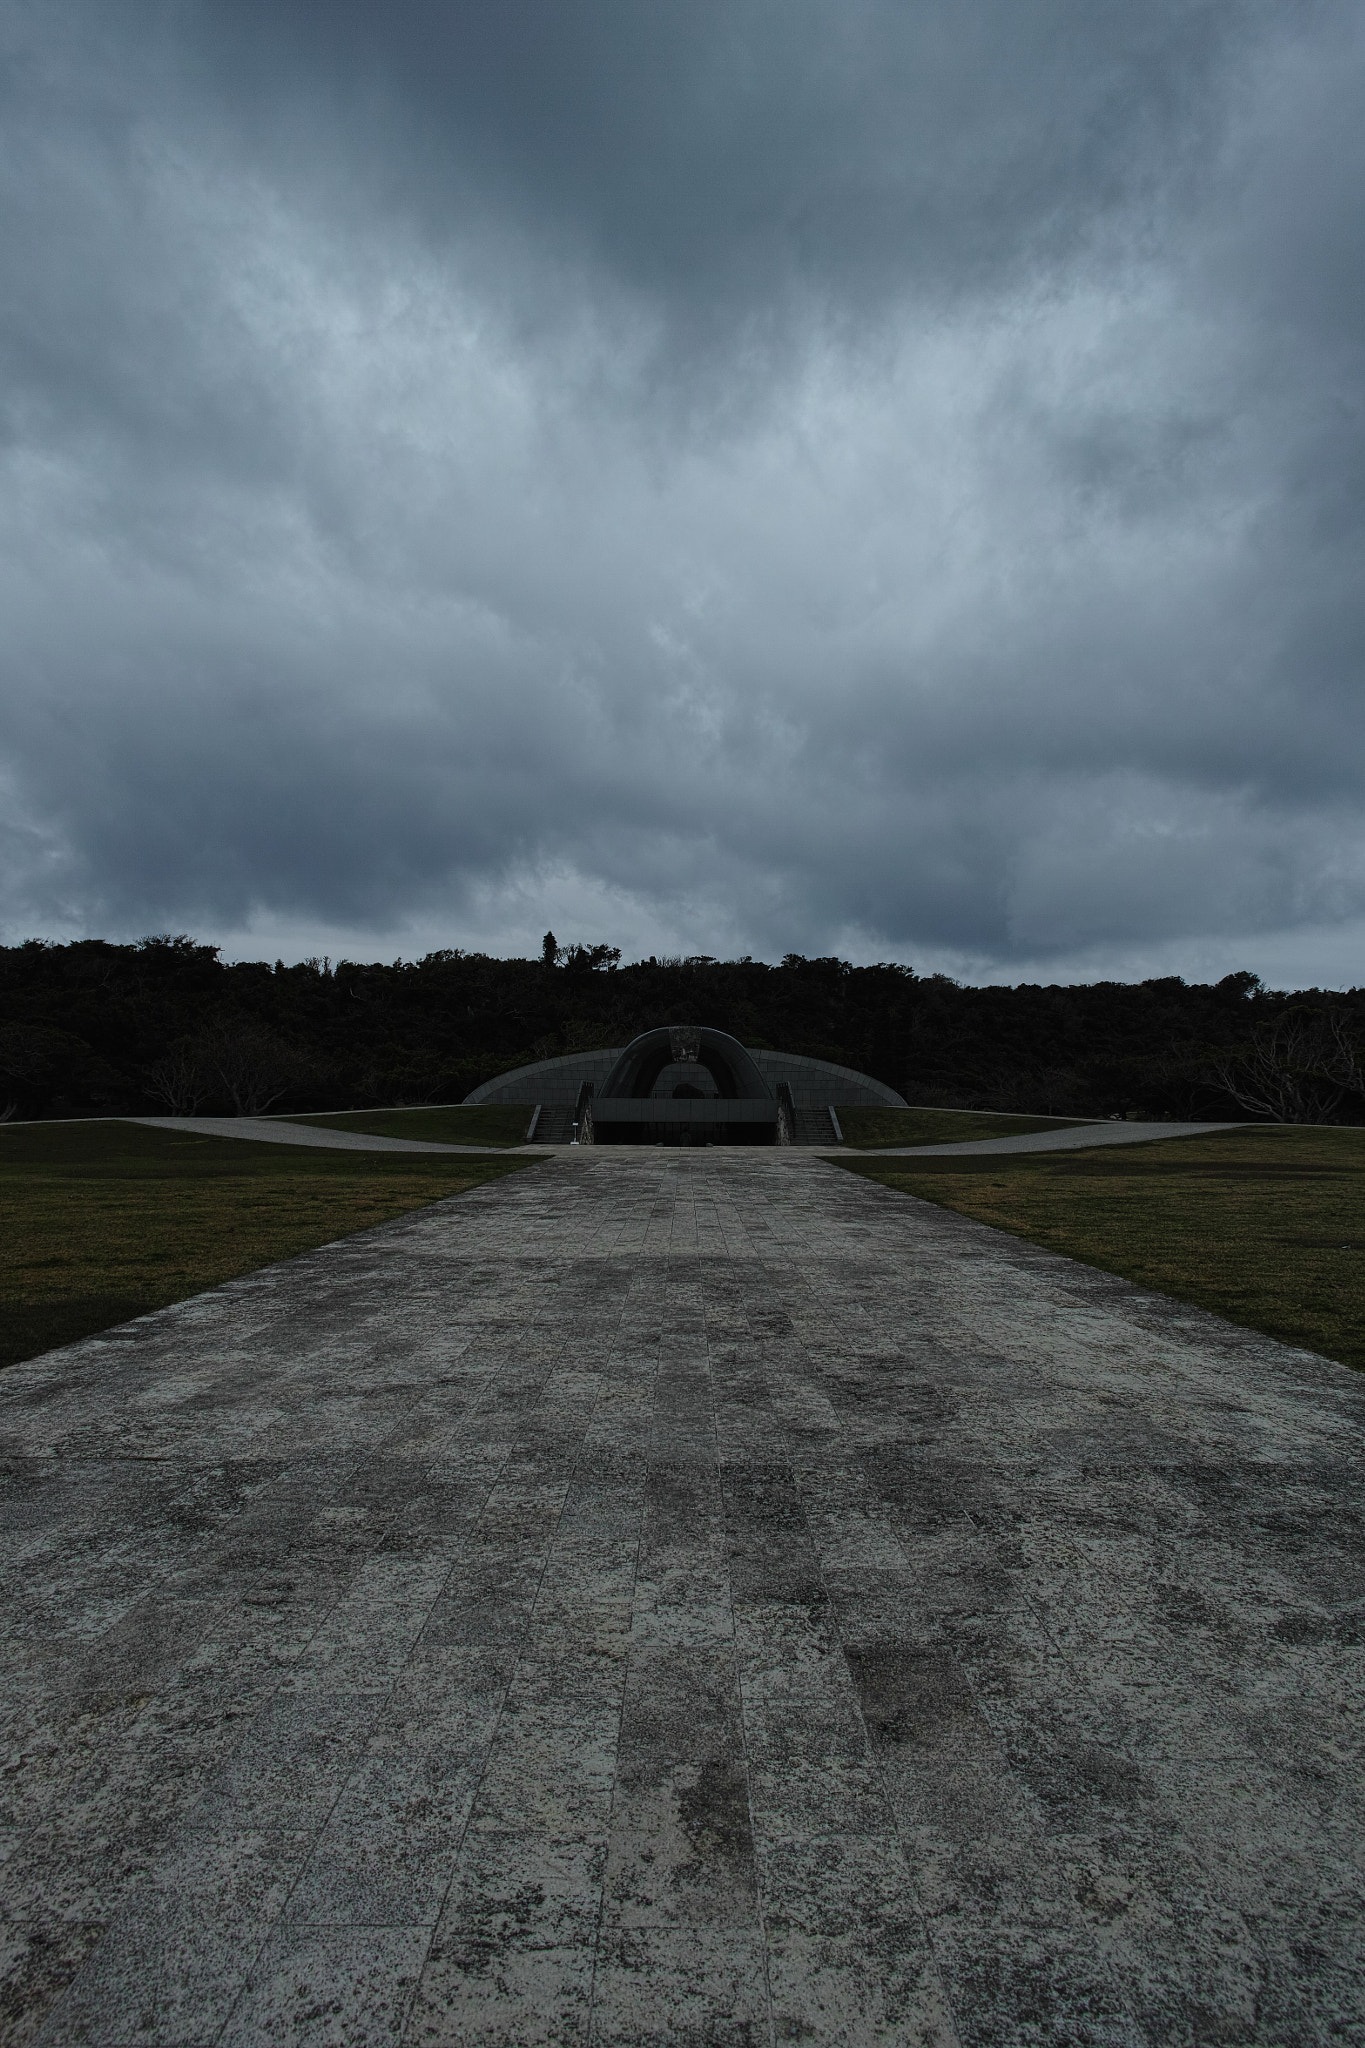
[1,0,1363,973]
[196,0,1240,296]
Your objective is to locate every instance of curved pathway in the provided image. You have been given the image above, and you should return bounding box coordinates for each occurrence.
[3,1150,1360,2044]
[129,1113,1239,1158]
[855,1118,1239,1157]
[131,1115,504,1155]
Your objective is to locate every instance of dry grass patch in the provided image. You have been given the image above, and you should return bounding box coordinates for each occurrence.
[288,1103,531,1146]
[1,1120,536,1370]
[833,1125,1365,1369]
[838,1104,1092,1148]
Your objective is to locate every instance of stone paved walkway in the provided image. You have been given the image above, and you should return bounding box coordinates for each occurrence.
[3,1152,1363,2045]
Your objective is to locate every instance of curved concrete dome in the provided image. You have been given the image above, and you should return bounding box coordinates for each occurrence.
[597,1025,772,1102]
[463,1035,906,1145]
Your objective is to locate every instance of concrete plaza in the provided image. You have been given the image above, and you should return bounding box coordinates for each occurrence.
[2,1150,1363,2044]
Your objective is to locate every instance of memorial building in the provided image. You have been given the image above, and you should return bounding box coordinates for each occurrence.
[465,1024,905,1144]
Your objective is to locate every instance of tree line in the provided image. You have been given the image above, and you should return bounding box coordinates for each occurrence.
[1,932,1362,1124]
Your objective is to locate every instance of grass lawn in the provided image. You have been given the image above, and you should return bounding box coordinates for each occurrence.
[838,1104,1093,1147]
[832,1125,1365,1370]
[285,1103,532,1146]
[1,1119,538,1371]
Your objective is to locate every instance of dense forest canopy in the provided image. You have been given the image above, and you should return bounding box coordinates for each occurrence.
[1,935,1362,1124]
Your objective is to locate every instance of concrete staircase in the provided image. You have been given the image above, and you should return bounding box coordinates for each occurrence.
[791,1103,843,1145]
[528,1104,577,1144]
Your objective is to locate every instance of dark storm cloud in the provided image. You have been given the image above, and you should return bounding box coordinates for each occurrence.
[190,0,1239,301]
[1,0,1363,977]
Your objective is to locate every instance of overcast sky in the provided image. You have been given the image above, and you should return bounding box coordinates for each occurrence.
[2,1,1363,985]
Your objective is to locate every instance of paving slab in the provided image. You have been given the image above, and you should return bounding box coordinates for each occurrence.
[2,1149,1362,2046]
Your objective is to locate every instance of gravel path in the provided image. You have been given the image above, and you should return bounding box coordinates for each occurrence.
[3,1149,1360,2044]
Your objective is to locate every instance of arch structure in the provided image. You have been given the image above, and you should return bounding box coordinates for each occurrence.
[591,1025,775,1145]
[465,1027,905,1145]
